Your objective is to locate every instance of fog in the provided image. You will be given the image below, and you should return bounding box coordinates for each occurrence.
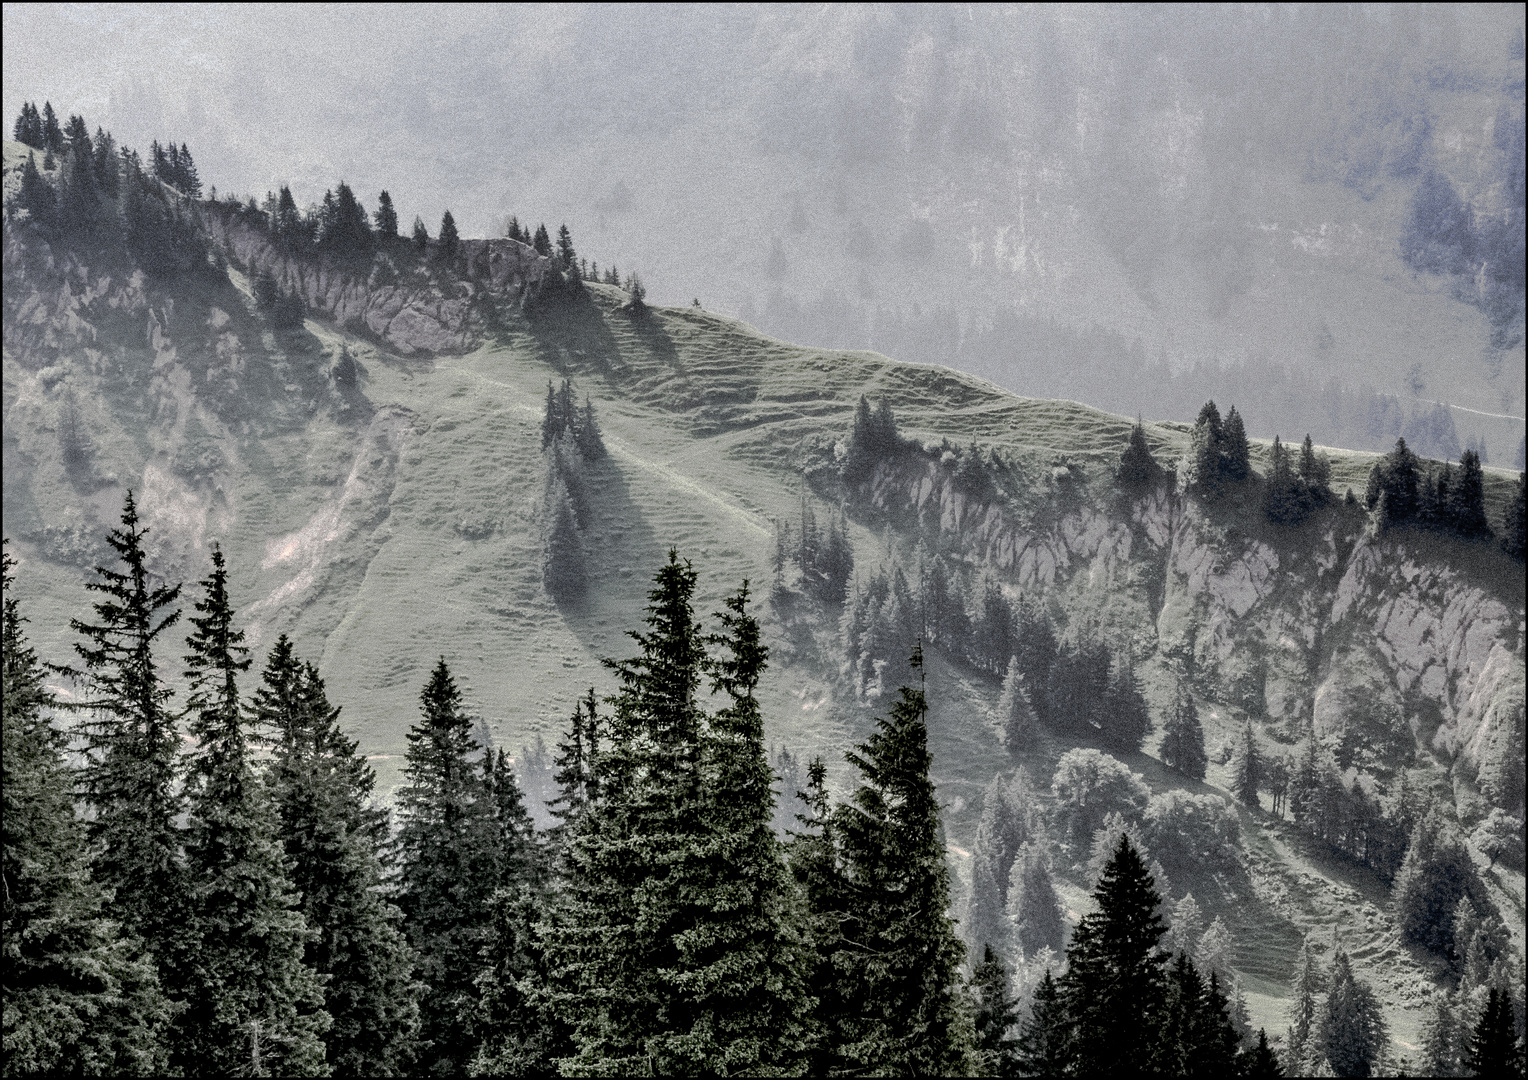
[5,3,1523,459]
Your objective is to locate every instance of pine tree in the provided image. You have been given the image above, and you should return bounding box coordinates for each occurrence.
[333,344,359,389]
[176,546,330,1076]
[555,223,576,269]
[1161,680,1207,780]
[3,544,170,1076]
[18,151,57,226]
[1102,652,1151,752]
[823,645,972,1074]
[1315,946,1387,1078]
[1366,437,1420,523]
[1393,811,1487,958]
[1006,842,1065,958]
[541,474,586,600]
[256,637,421,1076]
[92,127,118,199]
[1057,833,1167,1075]
[1165,892,1205,963]
[626,272,648,314]
[1465,987,1523,1078]
[13,101,41,147]
[575,395,606,460]
[67,492,185,961]
[1013,969,1070,1076]
[1189,400,1225,493]
[532,222,552,257]
[1298,434,1331,496]
[1117,417,1158,490]
[970,945,1021,1077]
[435,210,459,268]
[373,190,399,241]
[1503,472,1526,561]
[1285,934,1325,1068]
[547,688,599,845]
[1421,990,1462,1078]
[1244,1028,1284,1077]
[1231,721,1263,808]
[41,101,63,154]
[964,852,1006,963]
[998,655,1032,752]
[274,186,304,249]
[1451,449,1491,538]
[411,216,429,252]
[396,658,496,1075]
[1222,406,1250,482]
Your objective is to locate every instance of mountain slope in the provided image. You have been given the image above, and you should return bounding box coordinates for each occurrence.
[3,182,1524,1054]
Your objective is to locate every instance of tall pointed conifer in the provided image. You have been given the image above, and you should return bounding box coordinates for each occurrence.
[177,547,329,1077]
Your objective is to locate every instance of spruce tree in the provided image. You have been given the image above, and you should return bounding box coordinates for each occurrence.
[435,210,459,268]
[1465,987,1522,1077]
[532,222,552,257]
[1057,834,1167,1075]
[1285,935,1324,1070]
[1393,811,1487,958]
[411,216,429,252]
[1221,406,1250,482]
[809,645,973,1075]
[1452,449,1491,538]
[67,492,184,962]
[1013,969,1070,1076]
[176,547,329,1077]
[970,945,1021,1076]
[1117,418,1158,490]
[18,151,57,226]
[998,655,1032,753]
[1421,990,1462,1078]
[373,190,399,241]
[256,637,421,1076]
[541,475,585,600]
[1316,946,1388,1077]
[555,223,576,269]
[3,545,170,1076]
[396,658,495,1075]
[1189,400,1225,493]
[1244,1028,1284,1077]
[1503,472,1526,561]
[1007,842,1065,958]
[1298,434,1331,495]
[41,101,64,153]
[1161,680,1207,780]
[1102,652,1151,752]
[1230,721,1263,808]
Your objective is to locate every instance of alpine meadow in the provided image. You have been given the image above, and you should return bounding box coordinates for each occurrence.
[3,6,1527,1079]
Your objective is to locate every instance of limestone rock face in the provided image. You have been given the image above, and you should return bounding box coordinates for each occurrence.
[855,451,1525,790]
[200,211,551,356]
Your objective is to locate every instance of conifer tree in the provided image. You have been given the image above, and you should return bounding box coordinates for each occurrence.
[1013,969,1069,1076]
[828,644,972,1075]
[92,127,119,199]
[1465,987,1523,1078]
[177,547,329,1077]
[1161,680,1207,780]
[1006,842,1065,958]
[1102,652,1151,752]
[1315,946,1387,1078]
[42,101,64,154]
[542,475,586,600]
[13,101,41,146]
[18,151,57,226]
[1231,720,1263,808]
[435,210,459,268]
[373,190,399,241]
[998,655,1032,752]
[274,186,304,249]
[256,637,421,1076]
[1298,434,1330,494]
[409,215,429,252]
[1245,1028,1284,1077]
[1189,400,1225,493]
[396,658,496,1075]
[626,272,648,314]
[1421,990,1462,1078]
[555,223,576,269]
[3,545,170,1076]
[1452,449,1491,538]
[576,395,606,460]
[1394,811,1488,958]
[1366,437,1421,523]
[1222,406,1250,482]
[964,853,1006,964]
[67,492,184,962]
[1165,892,1205,963]
[1057,834,1167,1075]
[1285,935,1325,1070]
[532,222,552,257]
[1117,417,1158,490]
[970,945,1021,1076]
[1503,472,1526,561]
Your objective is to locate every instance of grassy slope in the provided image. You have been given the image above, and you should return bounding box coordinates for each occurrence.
[6,273,1523,1055]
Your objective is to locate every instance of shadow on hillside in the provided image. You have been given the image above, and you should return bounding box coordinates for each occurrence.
[549,453,664,635]
[522,294,625,383]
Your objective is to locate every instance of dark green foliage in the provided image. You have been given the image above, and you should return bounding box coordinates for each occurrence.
[1393,812,1490,960]
[1466,988,1525,1078]
[1230,721,1263,808]
[1044,635,1109,737]
[625,271,648,314]
[256,637,421,1076]
[1221,406,1250,482]
[41,101,63,153]
[539,379,604,459]
[1403,169,1476,275]
[272,186,305,249]
[1013,969,1069,1077]
[1264,434,1330,526]
[532,222,551,257]
[67,492,185,959]
[1151,954,1240,1076]
[970,946,1020,1077]
[1451,449,1491,538]
[177,547,329,1077]
[1051,748,1150,849]
[1315,947,1388,1077]
[998,656,1033,752]
[1504,473,1526,560]
[3,544,170,1076]
[542,469,586,601]
[1007,843,1065,958]
[396,658,497,1075]
[13,101,44,147]
[373,190,399,240]
[1057,834,1168,1075]
[555,223,576,269]
[333,345,359,389]
[92,128,118,199]
[317,182,373,263]
[1244,1028,1284,1077]
[252,266,306,330]
[842,565,918,699]
[1421,991,1463,1078]
[411,216,429,252]
[1161,681,1207,780]
[843,394,904,483]
[1103,654,1151,752]
[1116,418,1159,489]
[553,557,812,1074]
[818,646,972,1075]
[1365,437,1421,524]
[1189,400,1224,494]
[435,210,459,268]
[18,151,57,225]
[781,498,854,604]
